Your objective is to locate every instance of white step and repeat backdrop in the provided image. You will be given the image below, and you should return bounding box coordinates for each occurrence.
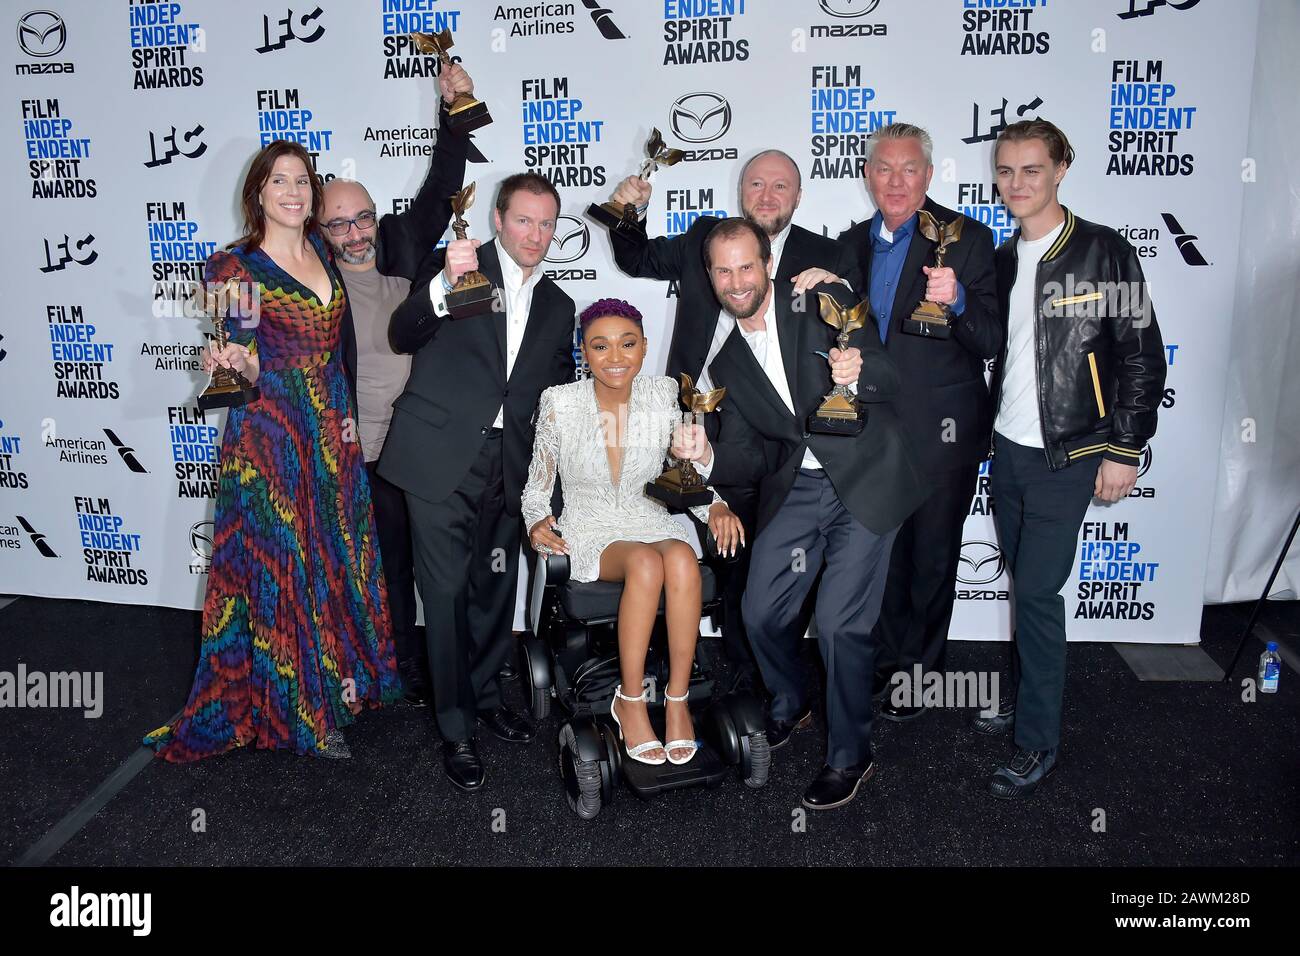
[0,0,1258,643]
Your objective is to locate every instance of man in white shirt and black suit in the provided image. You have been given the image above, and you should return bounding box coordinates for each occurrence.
[675,218,926,810]
[380,173,577,791]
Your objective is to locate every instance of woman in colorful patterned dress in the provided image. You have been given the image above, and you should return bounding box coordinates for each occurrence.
[146,141,401,762]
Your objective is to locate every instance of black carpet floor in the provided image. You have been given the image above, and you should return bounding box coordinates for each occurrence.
[1,597,1296,867]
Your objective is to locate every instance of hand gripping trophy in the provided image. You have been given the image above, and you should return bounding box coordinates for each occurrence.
[807,293,870,436]
[444,182,497,319]
[587,128,684,239]
[196,278,259,411]
[902,210,964,339]
[409,29,492,134]
[645,373,726,510]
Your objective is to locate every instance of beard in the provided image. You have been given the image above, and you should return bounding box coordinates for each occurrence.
[333,235,376,265]
[720,272,770,320]
[743,204,794,238]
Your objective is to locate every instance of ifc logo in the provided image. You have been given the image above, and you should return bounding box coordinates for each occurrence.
[670,92,732,144]
[17,9,65,57]
[545,215,590,264]
[956,541,1005,586]
[818,0,881,17]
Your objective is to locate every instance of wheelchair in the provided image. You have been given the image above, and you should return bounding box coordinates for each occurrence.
[518,519,770,819]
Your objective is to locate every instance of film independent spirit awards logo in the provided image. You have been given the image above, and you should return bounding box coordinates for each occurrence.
[670,92,731,144]
[957,540,1006,586]
[17,9,66,57]
[545,215,591,264]
[818,0,881,17]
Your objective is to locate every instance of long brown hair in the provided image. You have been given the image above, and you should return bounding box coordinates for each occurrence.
[228,140,323,253]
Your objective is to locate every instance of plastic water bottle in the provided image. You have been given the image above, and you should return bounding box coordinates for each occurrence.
[1258,641,1281,694]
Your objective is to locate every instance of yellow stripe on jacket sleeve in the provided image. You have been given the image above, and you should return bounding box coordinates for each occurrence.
[1087,352,1105,417]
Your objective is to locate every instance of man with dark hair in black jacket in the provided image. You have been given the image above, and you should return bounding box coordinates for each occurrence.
[319,63,472,706]
[977,118,1166,799]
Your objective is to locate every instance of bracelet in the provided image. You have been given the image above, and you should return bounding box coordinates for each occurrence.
[441,271,454,293]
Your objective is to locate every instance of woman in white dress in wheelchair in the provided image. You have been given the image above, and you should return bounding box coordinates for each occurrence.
[522,299,744,766]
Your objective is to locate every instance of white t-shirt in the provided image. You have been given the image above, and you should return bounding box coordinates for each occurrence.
[994,220,1065,448]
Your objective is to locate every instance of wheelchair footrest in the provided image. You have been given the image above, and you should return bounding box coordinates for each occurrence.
[619,740,728,797]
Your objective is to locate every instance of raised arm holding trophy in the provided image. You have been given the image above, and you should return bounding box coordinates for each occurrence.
[587,127,683,238]
[410,29,492,133]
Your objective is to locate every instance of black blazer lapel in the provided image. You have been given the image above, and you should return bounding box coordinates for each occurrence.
[714,326,793,431]
[773,286,801,403]
[476,240,508,375]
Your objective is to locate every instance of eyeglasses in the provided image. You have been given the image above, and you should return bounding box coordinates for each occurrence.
[324,211,377,236]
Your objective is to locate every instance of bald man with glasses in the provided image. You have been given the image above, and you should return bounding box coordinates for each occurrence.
[318,63,472,706]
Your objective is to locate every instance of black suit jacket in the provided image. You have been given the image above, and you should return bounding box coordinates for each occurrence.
[706,281,925,539]
[609,215,859,384]
[377,240,576,514]
[838,197,1000,476]
[338,112,469,395]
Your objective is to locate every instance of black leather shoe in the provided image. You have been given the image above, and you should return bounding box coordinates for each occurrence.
[970,697,1016,736]
[766,706,813,749]
[988,747,1057,800]
[443,739,485,791]
[498,658,518,682]
[476,706,535,744]
[398,660,430,707]
[880,700,925,722]
[801,761,876,810]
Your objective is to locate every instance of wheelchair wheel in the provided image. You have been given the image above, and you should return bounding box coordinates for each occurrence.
[741,730,771,789]
[558,723,602,820]
[520,635,553,721]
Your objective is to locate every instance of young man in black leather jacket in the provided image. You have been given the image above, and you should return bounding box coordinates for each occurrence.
[977,119,1166,799]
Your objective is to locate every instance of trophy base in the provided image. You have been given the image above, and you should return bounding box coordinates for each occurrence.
[199,381,260,410]
[586,202,646,238]
[446,275,497,319]
[901,307,953,339]
[447,98,493,134]
[806,406,866,437]
[645,480,714,511]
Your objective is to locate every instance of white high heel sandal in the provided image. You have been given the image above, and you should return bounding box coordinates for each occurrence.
[610,684,666,766]
[663,687,699,765]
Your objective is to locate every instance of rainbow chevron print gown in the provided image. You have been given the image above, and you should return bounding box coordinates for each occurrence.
[147,233,401,761]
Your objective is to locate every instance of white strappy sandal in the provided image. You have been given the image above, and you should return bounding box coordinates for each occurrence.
[663,687,700,765]
[610,684,666,766]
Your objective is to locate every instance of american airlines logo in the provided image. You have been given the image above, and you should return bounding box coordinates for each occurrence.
[16,515,57,557]
[1159,213,1208,266]
[579,0,626,39]
[103,429,148,474]
[670,92,731,144]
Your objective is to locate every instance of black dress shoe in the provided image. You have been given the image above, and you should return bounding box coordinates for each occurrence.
[880,700,926,722]
[498,658,519,682]
[970,697,1016,736]
[443,740,485,791]
[987,747,1057,800]
[476,706,535,744]
[801,760,876,810]
[766,706,813,749]
[398,660,430,707]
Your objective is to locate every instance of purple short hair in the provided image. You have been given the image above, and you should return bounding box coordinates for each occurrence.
[579,298,643,338]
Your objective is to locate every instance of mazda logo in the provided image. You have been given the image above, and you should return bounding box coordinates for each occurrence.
[957,540,1005,586]
[18,10,65,57]
[670,92,731,144]
[545,215,590,264]
[818,0,881,17]
[1137,446,1151,479]
[190,521,214,561]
